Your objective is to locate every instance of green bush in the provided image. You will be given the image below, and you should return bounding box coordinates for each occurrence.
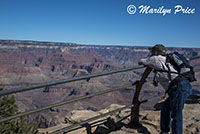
[0,88,38,134]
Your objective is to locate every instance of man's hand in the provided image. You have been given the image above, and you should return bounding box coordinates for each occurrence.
[138,58,148,65]
[138,61,143,65]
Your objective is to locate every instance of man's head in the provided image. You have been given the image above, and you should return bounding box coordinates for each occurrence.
[149,44,166,56]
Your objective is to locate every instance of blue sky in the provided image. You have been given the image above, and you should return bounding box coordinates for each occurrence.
[0,0,200,48]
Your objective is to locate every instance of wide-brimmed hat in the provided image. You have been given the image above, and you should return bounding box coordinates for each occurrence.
[149,44,166,53]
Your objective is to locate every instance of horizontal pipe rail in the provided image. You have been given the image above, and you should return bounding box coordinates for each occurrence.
[139,94,165,104]
[0,67,199,123]
[1,55,199,97]
[49,94,164,134]
[190,56,200,61]
[0,83,137,123]
[0,65,145,97]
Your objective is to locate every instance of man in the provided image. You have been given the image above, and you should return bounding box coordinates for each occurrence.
[138,44,192,134]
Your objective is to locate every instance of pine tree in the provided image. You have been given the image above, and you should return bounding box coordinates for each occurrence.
[0,88,38,134]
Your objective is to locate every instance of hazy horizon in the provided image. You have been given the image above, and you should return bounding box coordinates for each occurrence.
[1,39,200,49]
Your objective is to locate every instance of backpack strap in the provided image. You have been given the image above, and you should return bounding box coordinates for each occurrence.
[153,70,158,86]
[152,59,171,87]
[165,62,172,81]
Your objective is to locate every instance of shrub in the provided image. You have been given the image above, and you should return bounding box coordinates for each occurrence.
[0,88,38,134]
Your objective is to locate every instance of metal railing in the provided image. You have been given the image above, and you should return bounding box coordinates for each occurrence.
[0,65,144,97]
[0,65,145,123]
[0,83,136,123]
[1,55,199,98]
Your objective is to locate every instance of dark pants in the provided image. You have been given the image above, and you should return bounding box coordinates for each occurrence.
[161,80,192,134]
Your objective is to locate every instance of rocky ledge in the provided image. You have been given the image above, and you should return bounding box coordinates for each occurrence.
[38,94,200,134]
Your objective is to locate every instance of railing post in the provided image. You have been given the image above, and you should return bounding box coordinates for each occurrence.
[130,67,152,127]
[130,82,141,127]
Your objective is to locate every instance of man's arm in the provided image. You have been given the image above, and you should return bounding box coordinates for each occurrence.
[138,56,158,69]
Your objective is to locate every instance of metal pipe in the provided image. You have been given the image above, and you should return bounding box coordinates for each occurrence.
[189,56,200,61]
[139,94,165,104]
[0,83,135,123]
[0,65,144,97]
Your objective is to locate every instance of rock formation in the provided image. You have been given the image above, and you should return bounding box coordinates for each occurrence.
[38,96,200,134]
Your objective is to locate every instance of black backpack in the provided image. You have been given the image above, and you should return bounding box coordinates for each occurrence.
[165,52,196,82]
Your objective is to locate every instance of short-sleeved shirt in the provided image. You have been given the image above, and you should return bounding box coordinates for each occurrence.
[139,55,178,91]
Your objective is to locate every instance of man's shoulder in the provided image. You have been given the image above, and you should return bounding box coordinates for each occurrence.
[139,55,166,66]
[151,55,166,58]
[151,55,166,61]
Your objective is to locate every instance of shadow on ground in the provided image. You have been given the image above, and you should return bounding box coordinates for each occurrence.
[153,94,200,111]
[63,115,151,134]
[185,94,200,104]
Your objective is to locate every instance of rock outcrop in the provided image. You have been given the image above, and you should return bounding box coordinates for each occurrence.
[38,96,200,134]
